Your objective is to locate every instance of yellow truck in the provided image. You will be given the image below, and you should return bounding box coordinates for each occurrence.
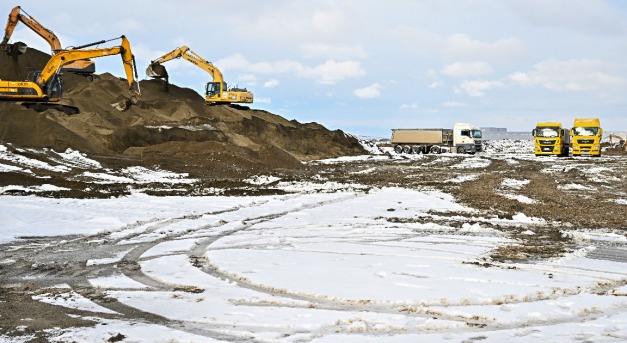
[571,118,602,156]
[532,122,570,157]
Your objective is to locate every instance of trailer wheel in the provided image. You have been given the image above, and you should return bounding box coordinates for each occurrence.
[394,145,403,154]
[457,146,466,154]
[411,145,422,154]
[402,145,412,154]
[430,146,441,154]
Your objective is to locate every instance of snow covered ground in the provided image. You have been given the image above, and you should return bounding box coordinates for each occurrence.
[1,140,626,342]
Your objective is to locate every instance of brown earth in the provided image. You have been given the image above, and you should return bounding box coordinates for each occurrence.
[0,46,366,178]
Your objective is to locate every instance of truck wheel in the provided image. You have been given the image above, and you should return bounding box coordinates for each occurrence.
[402,145,412,154]
[430,146,441,154]
[394,145,403,154]
[457,146,466,154]
[411,145,422,154]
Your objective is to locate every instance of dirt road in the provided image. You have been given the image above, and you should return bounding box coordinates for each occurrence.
[1,145,626,341]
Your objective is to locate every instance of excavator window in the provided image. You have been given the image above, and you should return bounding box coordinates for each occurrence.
[206,82,220,97]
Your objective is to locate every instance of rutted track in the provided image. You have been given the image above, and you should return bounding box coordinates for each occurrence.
[1,149,627,341]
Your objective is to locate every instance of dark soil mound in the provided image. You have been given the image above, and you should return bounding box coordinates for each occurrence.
[0,47,366,177]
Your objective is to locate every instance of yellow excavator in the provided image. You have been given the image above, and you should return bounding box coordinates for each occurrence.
[608,134,626,150]
[146,46,253,104]
[1,6,95,77]
[0,35,140,114]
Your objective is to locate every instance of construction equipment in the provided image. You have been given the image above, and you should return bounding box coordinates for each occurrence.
[391,123,482,154]
[608,134,626,148]
[146,46,253,104]
[532,122,570,157]
[0,35,140,113]
[1,6,95,77]
[571,118,603,156]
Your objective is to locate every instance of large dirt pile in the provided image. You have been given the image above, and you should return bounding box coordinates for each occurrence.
[0,47,365,177]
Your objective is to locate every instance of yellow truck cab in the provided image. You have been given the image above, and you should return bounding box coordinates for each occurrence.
[571,118,602,156]
[532,122,570,157]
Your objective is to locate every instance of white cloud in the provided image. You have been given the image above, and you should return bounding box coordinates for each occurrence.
[456,80,505,97]
[309,60,366,85]
[216,54,364,85]
[215,53,251,70]
[505,0,624,35]
[117,19,144,32]
[443,101,469,107]
[301,43,367,59]
[442,61,494,78]
[509,59,627,91]
[354,83,382,99]
[394,27,527,62]
[264,79,280,88]
[400,103,419,109]
[239,74,257,82]
[254,97,271,104]
[445,34,527,62]
[232,3,345,42]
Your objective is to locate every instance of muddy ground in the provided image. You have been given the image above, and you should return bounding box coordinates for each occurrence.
[1,146,626,341]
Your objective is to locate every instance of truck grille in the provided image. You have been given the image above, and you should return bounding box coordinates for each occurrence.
[539,140,556,145]
[540,145,554,152]
[577,139,594,144]
[474,140,482,151]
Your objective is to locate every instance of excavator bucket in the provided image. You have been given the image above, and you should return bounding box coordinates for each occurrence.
[5,42,28,56]
[111,98,131,111]
[110,88,140,111]
[146,62,168,79]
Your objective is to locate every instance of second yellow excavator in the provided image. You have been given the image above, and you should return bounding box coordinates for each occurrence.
[146,46,253,104]
[0,35,140,114]
[1,6,95,77]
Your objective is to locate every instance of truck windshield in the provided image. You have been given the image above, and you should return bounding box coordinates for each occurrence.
[536,127,560,137]
[572,127,598,136]
[471,130,482,138]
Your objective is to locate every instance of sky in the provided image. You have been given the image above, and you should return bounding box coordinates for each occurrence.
[4,0,627,137]
[1,140,627,341]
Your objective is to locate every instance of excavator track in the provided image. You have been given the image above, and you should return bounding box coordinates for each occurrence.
[21,102,80,115]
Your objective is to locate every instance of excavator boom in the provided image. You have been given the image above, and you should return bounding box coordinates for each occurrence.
[1,6,61,52]
[146,46,253,104]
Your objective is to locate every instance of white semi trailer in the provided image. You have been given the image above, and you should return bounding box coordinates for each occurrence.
[391,122,482,154]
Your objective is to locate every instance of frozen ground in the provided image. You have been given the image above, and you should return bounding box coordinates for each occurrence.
[0,140,626,342]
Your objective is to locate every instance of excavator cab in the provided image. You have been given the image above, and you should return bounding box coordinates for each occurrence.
[205,81,223,98]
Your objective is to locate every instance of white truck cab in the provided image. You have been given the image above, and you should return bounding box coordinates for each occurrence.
[453,122,483,153]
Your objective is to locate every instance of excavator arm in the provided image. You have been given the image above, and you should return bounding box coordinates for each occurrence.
[1,6,61,53]
[146,46,253,104]
[148,46,225,84]
[1,6,95,76]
